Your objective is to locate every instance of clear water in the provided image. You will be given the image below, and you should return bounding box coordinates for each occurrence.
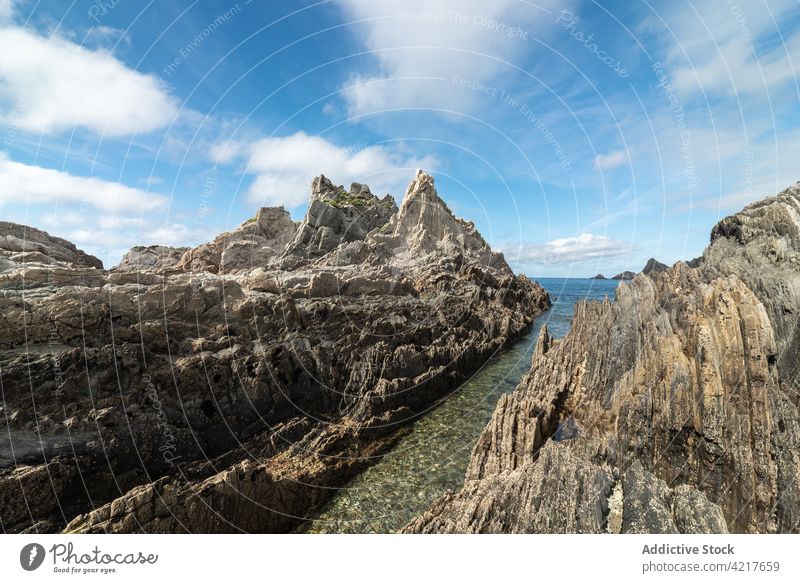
[299,278,619,533]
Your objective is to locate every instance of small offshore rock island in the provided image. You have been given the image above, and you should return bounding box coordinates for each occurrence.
[0,170,550,533]
[1,172,799,534]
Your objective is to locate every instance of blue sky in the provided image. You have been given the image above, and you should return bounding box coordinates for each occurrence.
[1,0,798,276]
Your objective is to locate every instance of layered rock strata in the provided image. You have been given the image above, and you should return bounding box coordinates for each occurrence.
[407,183,800,534]
[0,170,549,533]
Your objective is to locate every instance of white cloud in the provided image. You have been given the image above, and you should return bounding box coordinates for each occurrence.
[594,149,628,170]
[0,0,15,23]
[217,132,438,207]
[0,153,167,212]
[64,221,194,250]
[208,140,245,165]
[502,233,631,266]
[0,25,178,135]
[84,26,130,49]
[334,0,564,115]
[653,0,800,97]
[39,211,201,268]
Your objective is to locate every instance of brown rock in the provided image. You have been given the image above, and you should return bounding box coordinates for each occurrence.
[0,171,549,534]
[407,182,800,534]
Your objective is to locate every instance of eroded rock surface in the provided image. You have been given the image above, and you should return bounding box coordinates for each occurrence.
[176,206,297,275]
[0,170,549,533]
[115,246,189,273]
[641,257,667,277]
[0,222,103,269]
[407,184,800,534]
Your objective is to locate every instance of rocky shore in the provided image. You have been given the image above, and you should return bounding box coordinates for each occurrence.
[406,183,800,534]
[0,170,549,533]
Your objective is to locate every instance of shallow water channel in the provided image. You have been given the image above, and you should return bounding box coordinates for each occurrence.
[299,278,618,533]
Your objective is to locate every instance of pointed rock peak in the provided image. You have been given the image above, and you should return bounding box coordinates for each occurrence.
[308,175,395,210]
[394,170,459,233]
[399,170,448,212]
[642,257,668,276]
[534,324,552,358]
[311,174,339,200]
[281,175,398,265]
[383,170,496,260]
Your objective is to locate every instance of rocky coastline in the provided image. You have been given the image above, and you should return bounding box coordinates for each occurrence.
[5,173,798,535]
[406,183,800,534]
[0,170,549,533]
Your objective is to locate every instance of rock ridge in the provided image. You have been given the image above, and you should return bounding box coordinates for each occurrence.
[406,182,800,534]
[0,170,549,533]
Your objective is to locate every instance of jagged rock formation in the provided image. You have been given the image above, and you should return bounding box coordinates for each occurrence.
[280,177,396,268]
[641,257,668,276]
[0,223,105,291]
[590,273,607,280]
[702,182,800,382]
[0,222,103,269]
[687,256,704,268]
[612,270,636,280]
[175,207,297,275]
[407,182,800,534]
[0,170,549,533]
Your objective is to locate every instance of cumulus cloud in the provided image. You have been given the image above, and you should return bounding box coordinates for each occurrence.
[653,0,800,97]
[0,0,15,22]
[215,132,438,207]
[38,211,199,268]
[594,150,628,170]
[502,233,631,266]
[208,140,245,165]
[0,26,178,135]
[334,0,563,115]
[0,153,167,212]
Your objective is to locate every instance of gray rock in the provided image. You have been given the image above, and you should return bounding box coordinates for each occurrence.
[641,257,668,276]
[176,206,297,274]
[408,182,800,534]
[0,222,103,269]
[280,176,397,267]
[115,246,189,272]
[0,171,550,534]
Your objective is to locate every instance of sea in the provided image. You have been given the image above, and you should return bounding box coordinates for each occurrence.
[299,277,621,533]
